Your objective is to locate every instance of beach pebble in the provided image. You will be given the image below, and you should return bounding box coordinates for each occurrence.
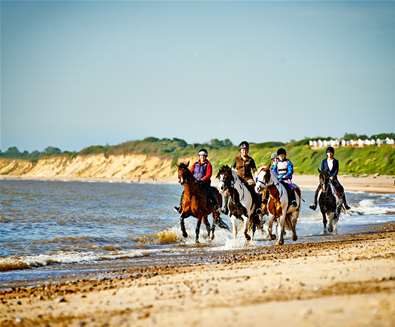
[57,296,67,303]
[15,317,23,324]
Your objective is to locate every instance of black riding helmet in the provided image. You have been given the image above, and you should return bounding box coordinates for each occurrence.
[326,146,335,154]
[239,141,249,150]
[277,148,287,156]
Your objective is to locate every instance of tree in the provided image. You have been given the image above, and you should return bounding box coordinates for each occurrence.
[43,146,61,155]
[6,146,20,155]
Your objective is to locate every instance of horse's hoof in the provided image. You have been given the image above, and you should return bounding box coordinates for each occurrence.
[245,234,251,241]
[328,227,333,233]
[270,234,276,241]
[182,232,188,238]
[292,235,298,241]
[277,239,284,245]
[195,240,200,244]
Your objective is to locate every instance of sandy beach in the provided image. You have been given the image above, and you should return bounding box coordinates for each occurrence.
[1,223,394,327]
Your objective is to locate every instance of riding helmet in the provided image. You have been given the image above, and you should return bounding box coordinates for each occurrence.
[277,148,287,156]
[326,146,335,154]
[239,141,249,150]
[270,152,277,160]
[198,148,208,156]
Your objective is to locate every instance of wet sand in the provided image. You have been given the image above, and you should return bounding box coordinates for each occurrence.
[1,224,394,327]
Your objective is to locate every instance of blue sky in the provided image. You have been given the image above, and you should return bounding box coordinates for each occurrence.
[1,1,394,151]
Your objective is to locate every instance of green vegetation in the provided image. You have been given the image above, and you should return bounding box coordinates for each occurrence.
[1,133,394,175]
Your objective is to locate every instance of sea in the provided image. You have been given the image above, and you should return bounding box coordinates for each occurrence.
[0,179,394,288]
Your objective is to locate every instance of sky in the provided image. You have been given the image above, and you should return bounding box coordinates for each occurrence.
[1,0,394,152]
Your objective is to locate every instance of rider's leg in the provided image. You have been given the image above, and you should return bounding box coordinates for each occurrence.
[335,181,351,210]
[282,181,297,207]
[246,180,261,213]
[309,185,320,210]
[288,188,297,207]
[207,186,218,209]
[333,178,351,210]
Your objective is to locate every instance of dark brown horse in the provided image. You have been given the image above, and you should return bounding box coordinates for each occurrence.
[177,162,225,243]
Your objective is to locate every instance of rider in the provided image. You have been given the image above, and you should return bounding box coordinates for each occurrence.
[309,146,351,211]
[271,148,297,207]
[230,141,261,213]
[174,149,218,213]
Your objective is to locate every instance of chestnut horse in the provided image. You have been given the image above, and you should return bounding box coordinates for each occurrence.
[177,162,224,243]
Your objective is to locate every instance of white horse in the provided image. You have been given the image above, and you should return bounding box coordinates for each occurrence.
[217,166,256,241]
[255,166,301,245]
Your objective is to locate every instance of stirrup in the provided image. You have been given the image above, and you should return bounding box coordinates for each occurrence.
[173,206,181,214]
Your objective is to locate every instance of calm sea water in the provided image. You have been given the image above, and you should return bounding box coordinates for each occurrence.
[0,179,394,285]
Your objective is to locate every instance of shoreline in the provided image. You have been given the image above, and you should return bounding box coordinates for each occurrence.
[1,174,394,194]
[1,223,394,326]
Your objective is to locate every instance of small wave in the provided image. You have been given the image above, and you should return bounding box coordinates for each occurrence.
[0,250,149,272]
[0,260,30,272]
[133,229,180,245]
[349,199,395,216]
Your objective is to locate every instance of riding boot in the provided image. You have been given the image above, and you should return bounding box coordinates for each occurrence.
[309,186,320,210]
[289,190,297,207]
[342,193,351,210]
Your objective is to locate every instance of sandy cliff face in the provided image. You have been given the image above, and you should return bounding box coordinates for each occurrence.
[0,154,181,182]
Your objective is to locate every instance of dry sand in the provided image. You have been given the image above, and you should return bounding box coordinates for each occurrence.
[1,224,394,327]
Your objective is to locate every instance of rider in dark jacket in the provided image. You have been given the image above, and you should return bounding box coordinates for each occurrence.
[309,146,351,210]
[226,141,261,214]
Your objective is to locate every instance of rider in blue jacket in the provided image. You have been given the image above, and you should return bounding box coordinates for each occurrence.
[271,148,297,207]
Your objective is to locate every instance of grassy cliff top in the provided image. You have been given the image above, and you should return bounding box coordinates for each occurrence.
[1,137,394,175]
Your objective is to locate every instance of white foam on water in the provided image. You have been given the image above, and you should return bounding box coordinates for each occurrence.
[0,247,183,271]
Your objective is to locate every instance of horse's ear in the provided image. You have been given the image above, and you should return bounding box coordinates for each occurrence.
[318,168,321,173]
[186,161,190,167]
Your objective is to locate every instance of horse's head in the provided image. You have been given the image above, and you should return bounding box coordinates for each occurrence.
[318,168,330,192]
[177,162,192,185]
[255,165,272,193]
[216,165,234,193]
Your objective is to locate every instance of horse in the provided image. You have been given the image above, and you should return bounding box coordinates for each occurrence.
[255,166,301,245]
[317,169,342,233]
[177,162,225,243]
[216,165,258,241]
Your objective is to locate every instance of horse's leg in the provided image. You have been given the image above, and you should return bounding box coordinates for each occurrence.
[230,215,237,239]
[243,215,251,241]
[180,216,188,238]
[268,215,276,240]
[277,212,287,245]
[203,216,211,240]
[195,218,202,243]
[327,211,334,233]
[320,207,327,234]
[289,212,298,241]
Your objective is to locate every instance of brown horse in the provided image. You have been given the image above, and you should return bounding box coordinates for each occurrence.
[177,162,224,243]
